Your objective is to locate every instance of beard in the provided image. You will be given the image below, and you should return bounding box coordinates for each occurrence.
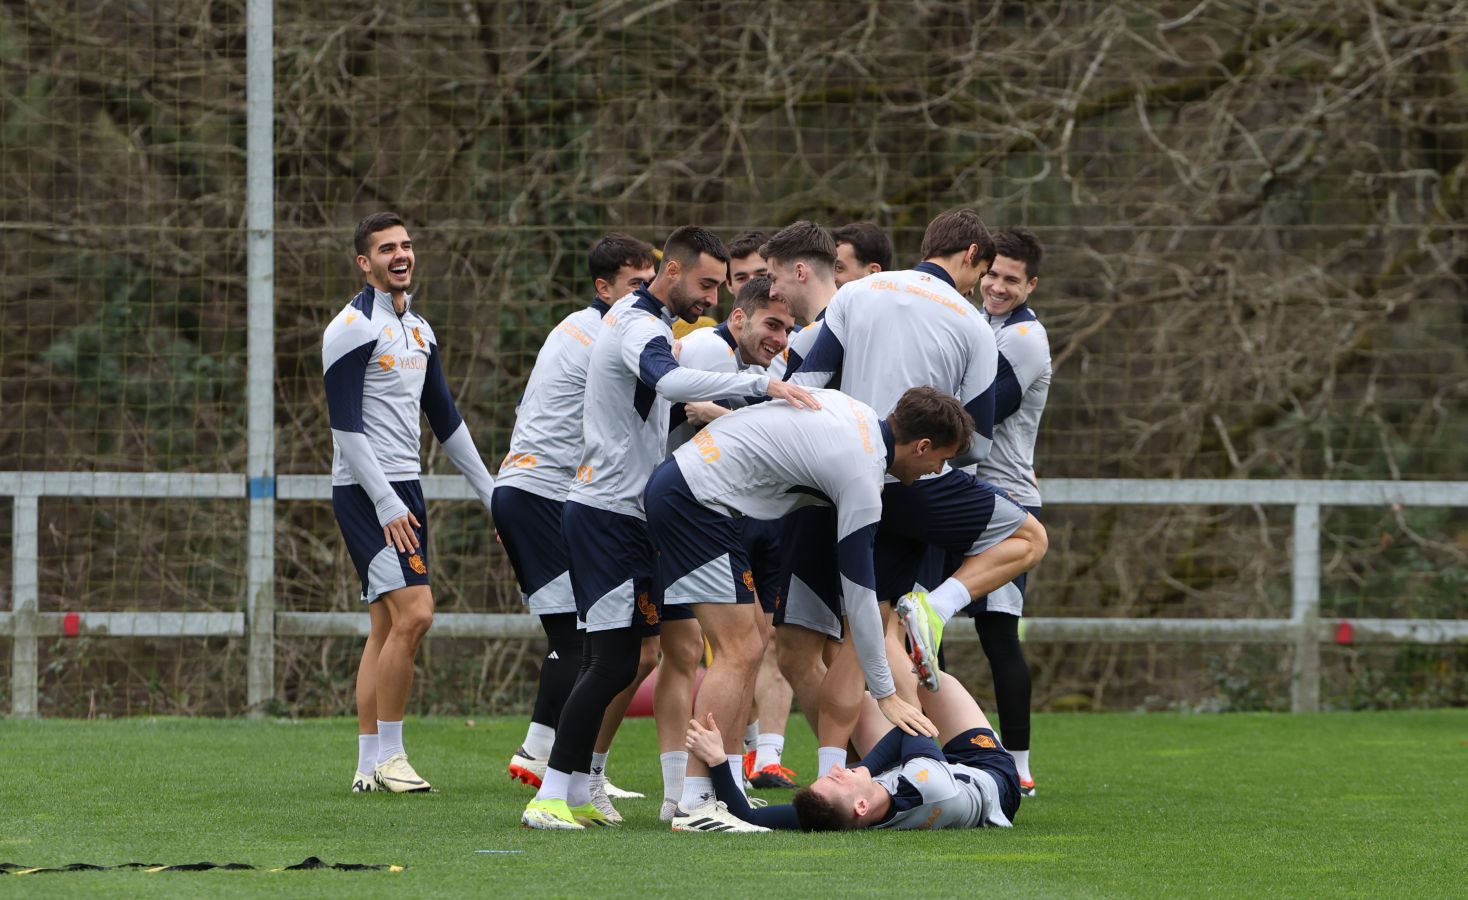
[667,285,706,322]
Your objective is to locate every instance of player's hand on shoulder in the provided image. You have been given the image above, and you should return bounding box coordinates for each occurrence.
[767,380,821,410]
[875,694,937,737]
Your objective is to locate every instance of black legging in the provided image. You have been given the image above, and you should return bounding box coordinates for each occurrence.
[530,613,583,730]
[545,627,642,775]
[974,611,1031,752]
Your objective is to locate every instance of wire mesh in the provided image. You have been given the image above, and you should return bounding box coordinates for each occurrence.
[2,0,1466,713]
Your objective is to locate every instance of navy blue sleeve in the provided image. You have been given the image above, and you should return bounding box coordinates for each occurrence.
[856,727,905,773]
[992,351,1023,426]
[421,345,464,443]
[324,341,374,432]
[637,335,680,388]
[900,732,944,765]
[835,522,878,591]
[709,761,802,830]
[781,347,805,381]
[964,383,995,442]
[788,326,843,388]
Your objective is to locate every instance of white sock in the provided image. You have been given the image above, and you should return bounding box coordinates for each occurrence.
[743,720,759,752]
[680,775,715,811]
[926,577,973,622]
[376,720,404,764]
[817,745,847,778]
[567,770,591,807]
[356,734,378,774]
[728,754,746,785]
[660,751,688,803]
[754,734,785,771]
[1011,748,1032,781]
[589,751,610,789]
[523,722,555,759]
[726,759,747,796]
[536,766,571,802]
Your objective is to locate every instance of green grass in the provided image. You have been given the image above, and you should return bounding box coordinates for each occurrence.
[3,711,1466,898]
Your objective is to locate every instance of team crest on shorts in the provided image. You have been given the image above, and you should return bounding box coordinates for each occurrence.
[969,733,997,749]
[742,570,755,592]
[408,554,427,575]
[637,591,659,625]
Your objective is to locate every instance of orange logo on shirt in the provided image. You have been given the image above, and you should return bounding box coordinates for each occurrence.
[742,570,755,593]
[637,591,659,626]
[345,312,358,326]
[505,453,538,469]
[692,429,721,463]
[915,768,930,783]
[413,326,426,348]
[378,355,396,371]
[969,733,997,749]
[918,806,943,830]
[575,466,594,483]
[408,554,426,575]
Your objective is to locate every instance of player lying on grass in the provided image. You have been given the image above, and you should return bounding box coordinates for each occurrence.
[645,386,967,832]
[682,670,1021,832]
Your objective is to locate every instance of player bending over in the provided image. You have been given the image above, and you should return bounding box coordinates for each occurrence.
[646,386,975,832]
[684,670,1021,832]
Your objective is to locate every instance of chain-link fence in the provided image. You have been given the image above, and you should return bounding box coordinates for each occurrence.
[2,0,1465,715]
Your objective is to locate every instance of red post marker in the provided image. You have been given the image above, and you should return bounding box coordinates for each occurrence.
[62,612,81,637]
[1334,621,1354,645]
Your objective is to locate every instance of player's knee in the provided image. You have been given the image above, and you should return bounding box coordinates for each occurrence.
[1021,516,1049,567]
[392,606,433,642]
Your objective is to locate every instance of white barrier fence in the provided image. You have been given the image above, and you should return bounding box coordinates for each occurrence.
[5,472,1467,718]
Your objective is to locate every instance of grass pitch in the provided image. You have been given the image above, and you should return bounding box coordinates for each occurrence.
[3,710,1466,898]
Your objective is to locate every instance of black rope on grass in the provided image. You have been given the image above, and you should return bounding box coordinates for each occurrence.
[0,857,404,875]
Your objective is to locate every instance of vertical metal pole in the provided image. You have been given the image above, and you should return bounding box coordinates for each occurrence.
[245,0,276,715]
[1290,503,1321,713]
[11,495,39,718]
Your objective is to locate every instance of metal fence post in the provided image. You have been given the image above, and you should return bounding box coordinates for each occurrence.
[244,0,276,715]
[11,494,39,718]
[1290,503,1321,712]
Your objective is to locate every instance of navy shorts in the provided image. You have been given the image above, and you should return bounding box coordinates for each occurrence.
[490,486,575,616]
[562,500,661,636]
[645,460,756,610]
[332,480,429,604]
[741,517,788,616]
[944,727,1022,822]
[775,505,843,639]
[874,469,1028,602]
[962,506,1041,617]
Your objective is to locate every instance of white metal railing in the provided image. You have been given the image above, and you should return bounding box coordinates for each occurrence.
[5,472,1468,718]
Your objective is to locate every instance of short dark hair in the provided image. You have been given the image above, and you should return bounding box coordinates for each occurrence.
[993,227,1043,279]
[588,233,656,285]
[733,275,785,318]
[726,230,769,261]
[887,386,974,454]
[919,208,994,266]
[663,226,729,268]
[829,221,893,271]
[791,786,858,832]
[760,221,836,270]
[354,211,406,256]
